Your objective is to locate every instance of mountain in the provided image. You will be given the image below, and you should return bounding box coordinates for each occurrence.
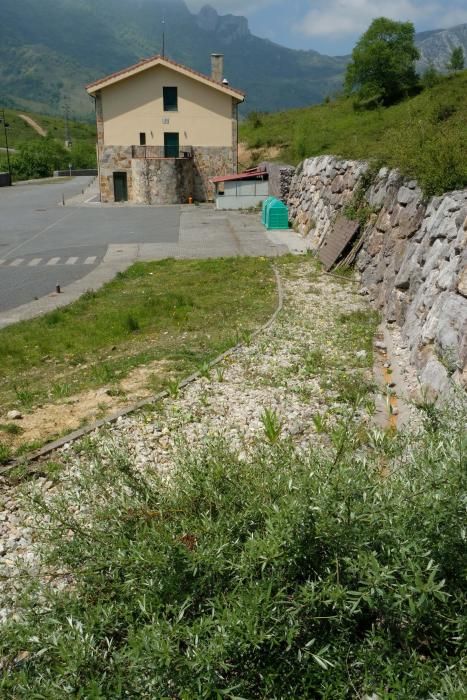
[0,0,348,118]
[416,23,467,71]
[1,1,466,120]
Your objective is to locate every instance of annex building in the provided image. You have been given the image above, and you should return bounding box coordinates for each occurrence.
[86,53,245,204]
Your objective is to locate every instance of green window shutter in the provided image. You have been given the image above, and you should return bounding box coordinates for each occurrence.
[163,87,178,111]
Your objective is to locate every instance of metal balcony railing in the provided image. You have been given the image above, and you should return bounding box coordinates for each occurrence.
[131,145,193,159]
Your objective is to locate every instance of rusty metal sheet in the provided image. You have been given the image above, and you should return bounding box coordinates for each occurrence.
[318,215,360,271]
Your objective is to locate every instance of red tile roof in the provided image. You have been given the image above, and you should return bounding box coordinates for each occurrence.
[211,167,268,183]
[86,54,245,99]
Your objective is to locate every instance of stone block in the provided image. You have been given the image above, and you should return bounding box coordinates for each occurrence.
[458,267,467,297]
[397,186,417,206]
[398,199,425,238]
[437,257,461,291]
[419,357,450,399]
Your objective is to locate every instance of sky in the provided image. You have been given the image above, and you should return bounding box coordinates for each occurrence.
[185,0,467,54]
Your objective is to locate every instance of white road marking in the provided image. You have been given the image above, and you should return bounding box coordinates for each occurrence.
[28,258,42,267]
[47,257,60,266]
[65,257,78,265]
[10,258,24,267]
[84,256,97,265]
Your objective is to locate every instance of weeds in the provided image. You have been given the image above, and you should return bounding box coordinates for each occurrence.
[311,412,328,433]
[166,379,180,398]
[304,349,327,375]
[198,361,211,379]
[124,314,140,333]
[215,366,225,383]
[2,399,466,697]
[0,441,12,464]
[260,407,283,444]
[0,423,24,436]
[13,385,36,408]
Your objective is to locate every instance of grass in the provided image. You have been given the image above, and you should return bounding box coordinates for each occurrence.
[0,108,95,149]
[0,258,277,420]
[2,395,465,697]
[240,70,467,196]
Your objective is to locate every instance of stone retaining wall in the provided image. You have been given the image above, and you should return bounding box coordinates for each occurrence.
[287,155,467,397]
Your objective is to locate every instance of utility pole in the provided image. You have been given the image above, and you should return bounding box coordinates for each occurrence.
[0,109,12,186]
[162,18,165,57]
[64,100,72,149]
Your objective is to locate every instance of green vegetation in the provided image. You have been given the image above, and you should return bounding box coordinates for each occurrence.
[448,46,465,72]
[0,109,95,148]
[345,18,420,108]
[0,109,96,180]
[2,395,465,697]
[0,257,276,416]
[240,69,467,196]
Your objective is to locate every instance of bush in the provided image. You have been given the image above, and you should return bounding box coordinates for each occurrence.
[68,141,97,169]
[432,103,457,123]
[422,63,442,89]
[11,138,69,179]
[4,138,96,181]
[1,395,466,697]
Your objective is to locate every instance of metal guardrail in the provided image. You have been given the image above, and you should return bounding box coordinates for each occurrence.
[131,145,193,159]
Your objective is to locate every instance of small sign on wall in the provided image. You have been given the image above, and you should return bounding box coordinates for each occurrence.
[162,118,170,124]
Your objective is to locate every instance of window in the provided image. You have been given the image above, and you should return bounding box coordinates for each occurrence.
[139,132,146,146]
[163,86,178,112]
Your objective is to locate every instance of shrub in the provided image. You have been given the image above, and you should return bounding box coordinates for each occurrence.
[10,138,68,180]
[432,103,457,123]
[1,395,466,697]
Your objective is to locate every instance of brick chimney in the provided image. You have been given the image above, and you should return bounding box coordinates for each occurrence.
[211,53,224,83]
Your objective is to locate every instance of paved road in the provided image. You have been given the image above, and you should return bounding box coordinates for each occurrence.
[0,177,180,312]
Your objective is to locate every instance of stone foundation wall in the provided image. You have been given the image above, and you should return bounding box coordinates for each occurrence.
[99,146,133,203]
[193,147,235,201]
[98,145,233,204]
[287,155,467,397]
[132,158,194,205]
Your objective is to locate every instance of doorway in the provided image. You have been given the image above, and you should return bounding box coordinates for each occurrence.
[113,172,128,202]
[164,132,179,158]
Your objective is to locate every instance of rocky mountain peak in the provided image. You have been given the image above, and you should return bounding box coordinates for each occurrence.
[196,4,250,43]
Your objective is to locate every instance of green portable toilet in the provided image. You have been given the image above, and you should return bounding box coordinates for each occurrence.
[261,196,275,226]
[266,198,289,230]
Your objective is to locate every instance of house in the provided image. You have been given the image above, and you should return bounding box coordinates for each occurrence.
[86,54,245,204]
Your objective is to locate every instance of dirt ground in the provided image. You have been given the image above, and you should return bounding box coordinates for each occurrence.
[238,142,283,170]
[2,359,170,450]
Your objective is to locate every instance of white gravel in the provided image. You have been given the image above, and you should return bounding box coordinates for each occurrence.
[0,260,409,623]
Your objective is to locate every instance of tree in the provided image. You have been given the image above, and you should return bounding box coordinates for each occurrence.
[12,138,68,180]
[421,62,442,89]
[447,46,465,72]
[345,17,420,108]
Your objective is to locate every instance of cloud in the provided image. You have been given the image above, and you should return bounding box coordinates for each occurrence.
[295,0,467,38]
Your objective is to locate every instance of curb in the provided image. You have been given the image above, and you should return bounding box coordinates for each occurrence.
[1,266,284,476]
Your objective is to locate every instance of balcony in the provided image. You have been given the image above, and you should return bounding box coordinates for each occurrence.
[131,145,193,159]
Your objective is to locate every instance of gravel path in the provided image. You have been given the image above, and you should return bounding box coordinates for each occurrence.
[0,259,394,623]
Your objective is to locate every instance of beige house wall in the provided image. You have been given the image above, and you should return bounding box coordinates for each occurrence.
[101,65,234,148]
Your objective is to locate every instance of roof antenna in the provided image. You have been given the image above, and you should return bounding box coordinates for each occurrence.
[162,18,165,57]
